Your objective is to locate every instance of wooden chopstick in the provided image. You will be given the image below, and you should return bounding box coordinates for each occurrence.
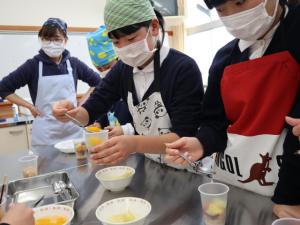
[0,175,8,204]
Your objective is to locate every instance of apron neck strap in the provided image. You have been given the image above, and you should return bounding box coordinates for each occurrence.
[38,61,43,78]
[66,60,73,75]
[128,41,161,103]
[277,5,288,51]
[38,59,73,78]
[153,41,161,91]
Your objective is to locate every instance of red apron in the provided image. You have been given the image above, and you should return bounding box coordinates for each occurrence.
[215,51,300,196]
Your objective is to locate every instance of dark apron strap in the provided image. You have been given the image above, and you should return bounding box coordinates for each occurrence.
[127,40,162,106]
[150,40,161,93]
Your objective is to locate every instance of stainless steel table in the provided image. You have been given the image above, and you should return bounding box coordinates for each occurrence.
[0,146,277,225]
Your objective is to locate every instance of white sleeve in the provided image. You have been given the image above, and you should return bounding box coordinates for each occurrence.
[121,123,135,135]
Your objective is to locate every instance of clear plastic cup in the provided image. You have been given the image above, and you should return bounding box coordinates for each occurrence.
[73,139,88,160]
[85,129,108,151]
[198,182,229,225]
[18,154,38,178]
[272,218,300,225]
[0,198,7,221]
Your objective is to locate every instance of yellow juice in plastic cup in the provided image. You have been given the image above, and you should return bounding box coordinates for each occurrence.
[85,129,108,150]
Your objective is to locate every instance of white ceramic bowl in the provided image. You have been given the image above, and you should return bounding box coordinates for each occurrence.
[33,204,74,225]
[95,166,135,192]
[96,197,151,225]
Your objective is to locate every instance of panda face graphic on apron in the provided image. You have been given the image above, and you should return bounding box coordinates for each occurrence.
[128,94,172,139]
[126,47,185,169]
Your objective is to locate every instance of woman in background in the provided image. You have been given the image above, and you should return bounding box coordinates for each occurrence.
[0,18,100,146]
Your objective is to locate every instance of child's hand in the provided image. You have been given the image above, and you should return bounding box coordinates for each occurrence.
[89,135,135,165]
[165,137,204,166]
[273,204,300,218]
[92,122,101,129]
[105,126,124,138]
[1,203,34,225]
[286,116,300,137]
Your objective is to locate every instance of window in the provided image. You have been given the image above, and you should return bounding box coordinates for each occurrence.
[153,0,179,16]
[184,0,234,85]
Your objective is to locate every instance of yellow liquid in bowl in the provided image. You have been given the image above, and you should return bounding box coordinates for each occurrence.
[105,171,133,181]
[35,216,68,225]
[109,211,136,223]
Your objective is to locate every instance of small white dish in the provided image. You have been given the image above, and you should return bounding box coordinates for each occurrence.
[95,166,135,192]
[55,139,82,154]
[96,197,151,225]
[34,204,74,225]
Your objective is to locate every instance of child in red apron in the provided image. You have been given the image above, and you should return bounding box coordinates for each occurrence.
[166,0,300,218]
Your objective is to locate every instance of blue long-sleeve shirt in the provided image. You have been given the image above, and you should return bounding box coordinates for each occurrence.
[83,48,204,137]
[0,50,101,104]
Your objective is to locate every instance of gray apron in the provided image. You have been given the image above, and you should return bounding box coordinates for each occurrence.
[31,60,82,146]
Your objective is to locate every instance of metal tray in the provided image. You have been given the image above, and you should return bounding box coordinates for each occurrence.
[6,171,79,208]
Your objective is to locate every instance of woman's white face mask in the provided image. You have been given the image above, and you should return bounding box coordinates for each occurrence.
[220,0,280,41]
[41,40,66,58]
[114,28,157,67]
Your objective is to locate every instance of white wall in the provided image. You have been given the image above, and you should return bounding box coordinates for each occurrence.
[184,0,233,85]
[0,0,231,88]
[0,0,106,27]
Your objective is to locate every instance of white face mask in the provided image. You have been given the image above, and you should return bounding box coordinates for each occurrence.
[114,28,157,67]
[41,40,66,58]
[220,0,280,41]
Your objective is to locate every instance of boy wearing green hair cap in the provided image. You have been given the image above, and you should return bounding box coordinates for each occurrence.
[104,0,156,33]
[52,0,204,169]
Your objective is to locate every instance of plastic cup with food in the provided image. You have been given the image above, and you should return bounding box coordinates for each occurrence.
[272,218,300,225]
[18,154,38,178]
[84,127,108,151]
[198,182,229,225]
[73,139,88,160]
